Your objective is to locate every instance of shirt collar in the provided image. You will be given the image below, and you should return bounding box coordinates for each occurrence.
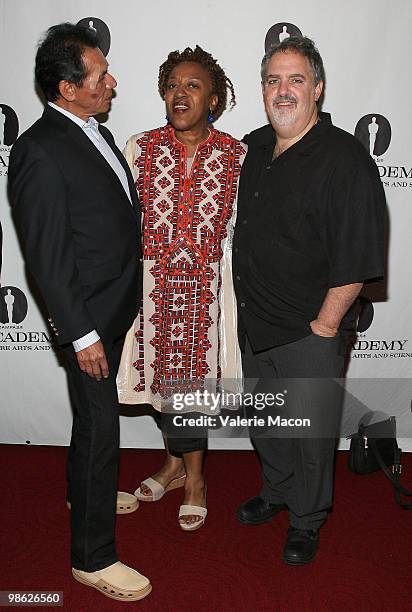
[264,112,332,160]
[48,102,99,133]
[83,116,100,137]
[280,112,332,155]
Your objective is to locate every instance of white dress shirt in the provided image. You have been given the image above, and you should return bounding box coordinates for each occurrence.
[48,102,133,351]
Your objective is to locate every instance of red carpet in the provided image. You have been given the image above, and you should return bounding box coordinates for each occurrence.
[1,445,411,611]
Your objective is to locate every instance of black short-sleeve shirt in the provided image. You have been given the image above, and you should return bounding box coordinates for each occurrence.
[232,112,386,352]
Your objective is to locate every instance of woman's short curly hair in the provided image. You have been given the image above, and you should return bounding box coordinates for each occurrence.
[158,45,236,122]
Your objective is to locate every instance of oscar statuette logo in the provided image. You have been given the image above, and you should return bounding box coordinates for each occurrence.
[77,17,111,56]
[354,114,412,190]
[0,286,27,325]
[354,114,391,158]
[0,285,52,351]
[264,23,302,52]
[0,104,19,177]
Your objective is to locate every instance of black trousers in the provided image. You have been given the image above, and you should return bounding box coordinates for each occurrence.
[65,335,124,571]
[153,411,207,455]
[167,434,207,455]
[242,333,345,531]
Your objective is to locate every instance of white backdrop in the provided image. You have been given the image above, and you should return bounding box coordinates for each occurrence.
[1,0,411,450]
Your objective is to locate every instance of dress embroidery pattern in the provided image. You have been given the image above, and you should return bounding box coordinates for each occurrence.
[120,125,246,408]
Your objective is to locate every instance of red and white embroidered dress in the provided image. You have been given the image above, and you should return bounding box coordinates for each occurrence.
[117,125,246,409]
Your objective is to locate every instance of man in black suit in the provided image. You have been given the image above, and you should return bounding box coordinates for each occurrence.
[8,24,151,601]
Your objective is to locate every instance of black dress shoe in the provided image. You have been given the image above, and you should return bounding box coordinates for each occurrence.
[282,527,320,565]
[237,496,286,525]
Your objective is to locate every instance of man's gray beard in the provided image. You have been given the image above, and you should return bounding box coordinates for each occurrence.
[270,106,298,127]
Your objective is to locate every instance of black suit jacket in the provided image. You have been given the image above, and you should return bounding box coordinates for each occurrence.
[8,105,142,345]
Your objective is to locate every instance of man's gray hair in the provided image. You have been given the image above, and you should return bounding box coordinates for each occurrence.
[261,36,325,86]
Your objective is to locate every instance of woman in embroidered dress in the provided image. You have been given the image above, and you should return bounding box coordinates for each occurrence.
[117,46,246,530]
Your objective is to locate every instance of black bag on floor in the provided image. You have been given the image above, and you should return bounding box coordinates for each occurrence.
[348,416,412,509]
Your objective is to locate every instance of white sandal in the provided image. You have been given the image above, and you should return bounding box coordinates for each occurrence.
[134,474,186,502]
[178,504,208,531]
